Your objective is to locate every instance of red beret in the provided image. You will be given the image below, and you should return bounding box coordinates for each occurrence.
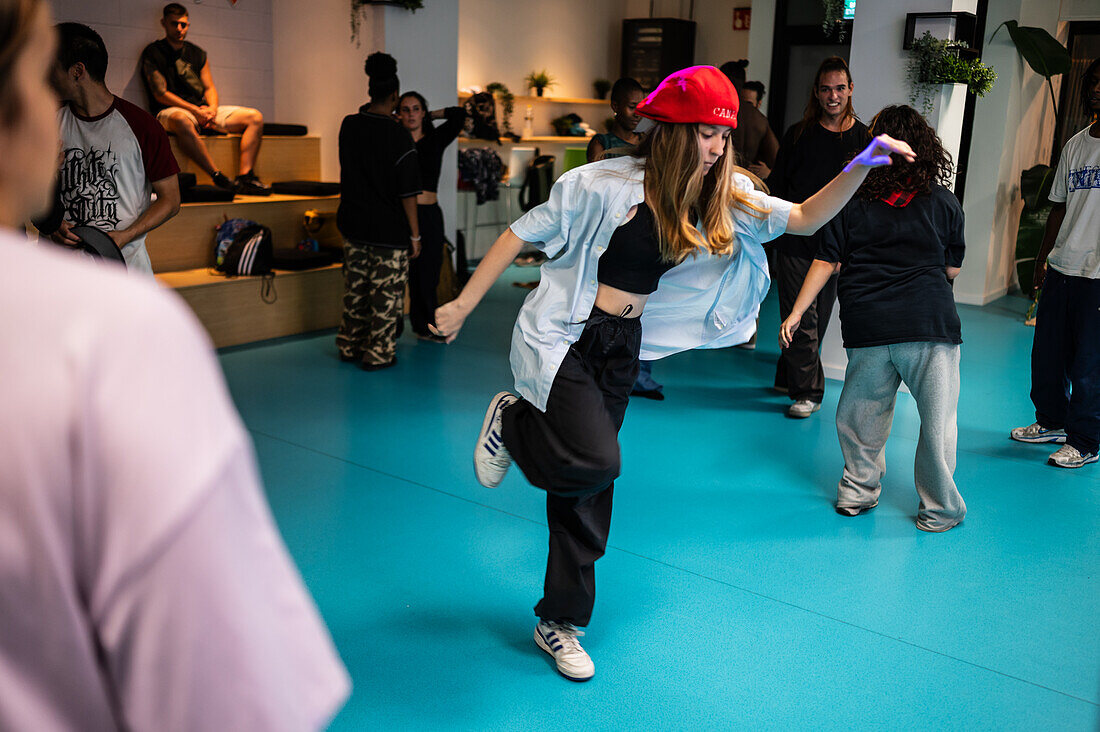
[636,66,739,129]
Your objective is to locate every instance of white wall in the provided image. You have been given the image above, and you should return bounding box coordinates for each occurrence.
[272,0,384,181]
[746,0,775,116]
[49,0,274,118]
[459,0,624,98]
[385,2,460,243]
[956,0,1062,305]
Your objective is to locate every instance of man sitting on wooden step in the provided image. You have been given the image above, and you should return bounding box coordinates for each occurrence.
[140,2,269,195]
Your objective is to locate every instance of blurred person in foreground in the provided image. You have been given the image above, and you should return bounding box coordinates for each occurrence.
[0,1,350,728]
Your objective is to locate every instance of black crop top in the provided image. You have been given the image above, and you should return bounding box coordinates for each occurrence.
[597,203,675,295]
[415,107,467,193]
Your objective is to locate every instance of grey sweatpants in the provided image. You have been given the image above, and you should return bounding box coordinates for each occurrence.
[835,342,966,532]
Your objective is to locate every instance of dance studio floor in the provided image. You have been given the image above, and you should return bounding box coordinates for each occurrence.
[217,267,1099,731]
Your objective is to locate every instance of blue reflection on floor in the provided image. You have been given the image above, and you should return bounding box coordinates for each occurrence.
[218,268,1099,731]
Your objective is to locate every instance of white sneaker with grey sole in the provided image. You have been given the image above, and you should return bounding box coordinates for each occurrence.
[1010,422,1068,443]
[535,620,594,681]
[473,392,518,488]
[1047,444,1098,469]
[787,399,821,418]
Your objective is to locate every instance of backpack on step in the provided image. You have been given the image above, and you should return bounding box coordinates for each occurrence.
[215,218,274,276]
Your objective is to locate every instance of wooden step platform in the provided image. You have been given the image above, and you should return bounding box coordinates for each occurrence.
[157,265,343,349]
[170,135,321,184]
[147,193,340,273]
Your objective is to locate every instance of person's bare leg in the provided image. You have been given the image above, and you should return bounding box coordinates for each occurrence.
[224,108,264,176]
[165,112,218,177]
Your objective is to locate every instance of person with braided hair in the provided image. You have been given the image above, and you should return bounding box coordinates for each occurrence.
[337,51,422,370]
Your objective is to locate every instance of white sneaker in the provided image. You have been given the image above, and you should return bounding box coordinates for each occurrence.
[473,392,517,488]
[787,399,821,418]
[534,620,594,681]
[1010,422,1068,444]
[1047,444,1098,469]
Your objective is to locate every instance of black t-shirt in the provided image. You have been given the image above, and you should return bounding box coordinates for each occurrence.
[415,107,466,193]
[140,39,207,113]
[767,118,870,258]
[817,185,966,348]
[337,108,422,248]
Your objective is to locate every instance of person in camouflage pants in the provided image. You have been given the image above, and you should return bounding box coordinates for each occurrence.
[337,243,409,368]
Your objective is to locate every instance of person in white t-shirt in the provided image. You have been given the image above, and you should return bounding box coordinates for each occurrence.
[1010,57,1100,469]
[0,3,351,729]
[41,22,181,274]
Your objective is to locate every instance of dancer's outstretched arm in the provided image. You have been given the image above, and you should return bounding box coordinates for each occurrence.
[430,228,530,342]
[779,259,840,348]
[785,134,915,236]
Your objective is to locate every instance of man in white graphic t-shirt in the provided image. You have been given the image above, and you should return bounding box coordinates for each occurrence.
[45,22,180,274]
[1011,57,1100,469]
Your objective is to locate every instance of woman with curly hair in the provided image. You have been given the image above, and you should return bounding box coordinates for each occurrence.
[433,67,914,680]
[780,104,966,533]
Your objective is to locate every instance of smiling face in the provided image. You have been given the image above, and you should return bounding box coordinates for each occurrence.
[611,89,645,132]
[697,124,731,173]
[815,70,852,124]
[397,95,425,132]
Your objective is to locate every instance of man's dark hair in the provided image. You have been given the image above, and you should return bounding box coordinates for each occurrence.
[718,59,749,92]
[744,80,765,100]
[364,52,399,101]
[163,3,187,19]
[56,22,108,83]
[610,77,643,104]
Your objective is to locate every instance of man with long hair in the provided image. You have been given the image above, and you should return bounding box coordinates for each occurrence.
[767,56,870,418]
[780,104,967,532]
[1010,57,1100,469]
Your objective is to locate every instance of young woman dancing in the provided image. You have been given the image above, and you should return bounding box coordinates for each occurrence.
[432,66,913,682]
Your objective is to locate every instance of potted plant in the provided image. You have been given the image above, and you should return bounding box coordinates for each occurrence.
[593,78,611,100]
[525,70,555,97]
[486,82,515,136]
[906,32,996,116]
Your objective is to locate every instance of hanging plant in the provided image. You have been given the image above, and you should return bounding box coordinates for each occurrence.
[350,0,423,43]
[821,0,847,42]
[486,82,515,136]
[906,31,996,116]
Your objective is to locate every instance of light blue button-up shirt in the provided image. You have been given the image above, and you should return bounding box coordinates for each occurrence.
[509,155,792,411]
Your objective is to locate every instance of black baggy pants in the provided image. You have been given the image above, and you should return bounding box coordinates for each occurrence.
[774,250,837,402]
[1031,268,1100,455]
[408,203,445,336]
[501,309,641,627]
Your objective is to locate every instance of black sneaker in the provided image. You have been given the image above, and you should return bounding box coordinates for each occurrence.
[235,172,272,196]
[211,171,237,192]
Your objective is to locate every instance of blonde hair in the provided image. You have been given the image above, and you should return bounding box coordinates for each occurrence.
[631,122,768,264]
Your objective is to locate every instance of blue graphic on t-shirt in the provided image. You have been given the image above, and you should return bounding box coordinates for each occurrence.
[1067,165,1100,192]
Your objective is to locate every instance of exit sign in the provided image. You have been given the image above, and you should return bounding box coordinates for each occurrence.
[733,7,750,30]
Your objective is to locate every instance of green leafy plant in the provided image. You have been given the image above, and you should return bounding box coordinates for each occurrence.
[350,0,423,43]
[593,78,612,99]
[485,82,515,136]
[525,70,556,96]
[991,21,1071,118]
[906,32,996,116]
[821,0,846,42]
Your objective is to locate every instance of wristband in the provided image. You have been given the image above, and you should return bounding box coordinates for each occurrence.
[410,235,421,241]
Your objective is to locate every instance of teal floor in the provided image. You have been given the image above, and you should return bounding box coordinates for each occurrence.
[218,268,1099,731]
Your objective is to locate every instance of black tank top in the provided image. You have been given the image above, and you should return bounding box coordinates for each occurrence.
[597,203,675,295]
